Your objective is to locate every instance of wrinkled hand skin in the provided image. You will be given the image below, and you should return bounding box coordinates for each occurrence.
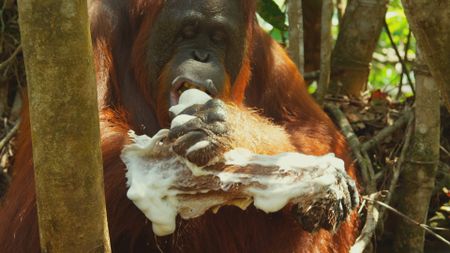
[168,98,359,232]
[294,169,359,232]
[168,99,231,167]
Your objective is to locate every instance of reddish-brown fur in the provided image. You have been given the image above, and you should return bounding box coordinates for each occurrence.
[0,1,359,252]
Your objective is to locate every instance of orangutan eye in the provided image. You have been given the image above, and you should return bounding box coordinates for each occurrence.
[211,30,226,44]
[182,24,197,39]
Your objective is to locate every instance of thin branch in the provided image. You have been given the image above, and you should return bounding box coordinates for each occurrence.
[350,129,419,253]
[431,227,450,232]
[361,149,375,192]
[387,113,413,201]
[0,119,20,151]
[384,20,415,95]
[303,70,321,80]
[440,145,450,158]
[349,115,414,253]
[324,96,366,107]
[397,30,412,100]
[375,114,414,238]
[325,103,376,192]
[350,191,386,253]
[366,197,450,248]
[0,45,22,71]
[361,109,413,151]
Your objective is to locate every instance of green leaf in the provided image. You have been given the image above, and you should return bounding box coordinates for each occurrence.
[269,28,284,43]
[257,0,288,31]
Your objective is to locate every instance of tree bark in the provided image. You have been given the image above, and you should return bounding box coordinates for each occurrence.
[401,0,450,112]
[391,50,440,253]
[17,1,111,252]
[302,0,322,73]
[287,0,305,73]
[329,0,388,97]
[316,0,333,104]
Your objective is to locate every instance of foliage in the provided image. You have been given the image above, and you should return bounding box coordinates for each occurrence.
[258,0,450,248]
[369,0,416,101]
[428,187,450,238]
[257,0,288,44]
[257,0,287,32]
[257,0,414,101]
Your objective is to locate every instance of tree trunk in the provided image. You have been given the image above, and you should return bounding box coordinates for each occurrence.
[329,0,388,97]
[401,0,450,112]
[17,1,111,252]
[315,0,333,104]
[391,50,440,253]
[302,0,322,73]
[287,0,305,73]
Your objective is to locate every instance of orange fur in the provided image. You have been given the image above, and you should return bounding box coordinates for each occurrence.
[0,1,359,252]
[231,57,252,104]
[224,104,296,155]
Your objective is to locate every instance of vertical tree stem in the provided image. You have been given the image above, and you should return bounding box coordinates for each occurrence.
[17,1,111,252]
[401,0,450,112]
[316,0,333,104]
[288,0,305,73]
[391,49,440,253]
[329,0,388,97]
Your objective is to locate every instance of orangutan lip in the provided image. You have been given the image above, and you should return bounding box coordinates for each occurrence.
[170,76,217,106]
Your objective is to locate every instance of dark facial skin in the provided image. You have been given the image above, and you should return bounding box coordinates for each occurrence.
[146,0,247,110]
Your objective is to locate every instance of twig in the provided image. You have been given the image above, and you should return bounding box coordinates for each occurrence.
[325,103,376,192]
[303,70,320,80]
[0,119,21,151]
[349,116,414,253]
[350,191,386,253]
[386,114,413,202]
[432,227,450,232]
[397,30,412,100]
[358,198,367,215]
[0,45,22,71]
[384,20,415,95]
[379,114,413,225]
[154,234,164,253]
[360,149,375,191]
[366,197,450,248]
[440,145,450,158]
[361,109,413,151]
[324,96,366,107]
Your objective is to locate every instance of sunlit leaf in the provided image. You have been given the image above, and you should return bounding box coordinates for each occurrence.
[257,0,288,31]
